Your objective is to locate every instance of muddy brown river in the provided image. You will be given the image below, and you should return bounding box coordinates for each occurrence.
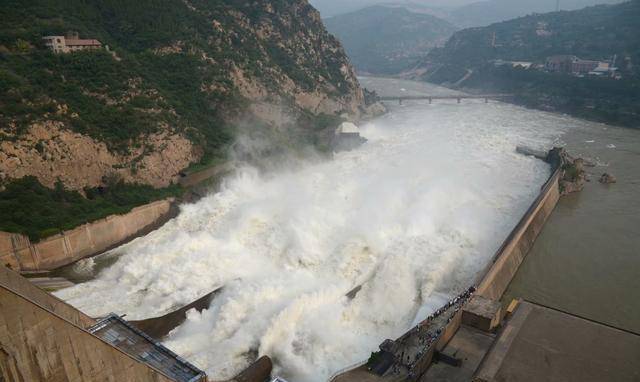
[505,117,640,333]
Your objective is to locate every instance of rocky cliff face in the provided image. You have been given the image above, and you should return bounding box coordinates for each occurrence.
[0,122,198,190]
[199,0,366,119]
[0,0,369,191]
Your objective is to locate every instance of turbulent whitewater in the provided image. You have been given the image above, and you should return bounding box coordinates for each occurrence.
[57,79,566,382]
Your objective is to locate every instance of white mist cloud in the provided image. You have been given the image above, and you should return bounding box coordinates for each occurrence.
[57,88,566,381]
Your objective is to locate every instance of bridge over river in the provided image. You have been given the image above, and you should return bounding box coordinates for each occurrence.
[378,94,514,104]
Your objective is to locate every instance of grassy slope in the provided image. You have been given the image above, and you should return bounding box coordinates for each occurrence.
[0,0,241,155]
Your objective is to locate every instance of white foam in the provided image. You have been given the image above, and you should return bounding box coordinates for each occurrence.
[56,98,564,381]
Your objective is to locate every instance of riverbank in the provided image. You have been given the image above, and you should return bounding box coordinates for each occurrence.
[0,115,369,277]
[450,66,640,130]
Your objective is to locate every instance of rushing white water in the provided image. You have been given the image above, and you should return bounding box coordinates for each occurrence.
[57,79,567,381]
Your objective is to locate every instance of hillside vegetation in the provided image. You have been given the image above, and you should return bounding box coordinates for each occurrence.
[0,0,368,240]
[450,0,626,27]
[420,1,640,128]
[324,6,456,74]
[0,177,182,241]
[1,0,363,157]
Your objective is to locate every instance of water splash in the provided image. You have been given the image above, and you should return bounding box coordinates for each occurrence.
[56,94,565,381]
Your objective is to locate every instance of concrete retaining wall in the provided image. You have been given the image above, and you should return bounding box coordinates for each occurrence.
[429,168,561,356]
[475,169,561,300]
[0,265,94,328]
[0,284,174,382]
[0,198,176,272]
[409,168,562,379]
[328,166,563,382]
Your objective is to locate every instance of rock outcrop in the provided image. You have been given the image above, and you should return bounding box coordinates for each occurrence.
[599,173,617,184]
[0,122,198,191]
[546,148,587,195]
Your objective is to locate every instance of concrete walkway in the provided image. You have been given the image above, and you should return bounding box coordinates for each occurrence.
[475,301,640,382]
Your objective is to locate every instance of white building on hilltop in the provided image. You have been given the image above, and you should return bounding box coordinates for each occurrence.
[43,31,102,54]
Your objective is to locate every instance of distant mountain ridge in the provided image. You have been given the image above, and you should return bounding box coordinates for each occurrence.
[450,0,626,27]
[324,6,456,74]
[418,1,640,128]
[423,1,639,74]
[312,0,626,27]
[309,0,472,18]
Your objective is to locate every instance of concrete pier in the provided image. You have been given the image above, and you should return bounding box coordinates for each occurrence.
[474,301,640,382]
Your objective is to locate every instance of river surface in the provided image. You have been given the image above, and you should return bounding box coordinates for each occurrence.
[504,117,640,333]
[56,77,567,381]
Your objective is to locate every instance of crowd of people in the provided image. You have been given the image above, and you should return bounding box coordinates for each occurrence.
[395,286,477,378]
[422,286,476,325]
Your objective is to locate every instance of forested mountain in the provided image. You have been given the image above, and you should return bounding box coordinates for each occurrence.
[449,0,626,27]
[309,0,471,18]
[419,1,640,128]
[0,0,372,240]
[324,6,456,74]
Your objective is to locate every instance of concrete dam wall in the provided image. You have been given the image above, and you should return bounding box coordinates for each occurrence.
[329,165,563,382]
[0,265,209,382]
[0,265,95,328]
[0,279,175,382]
[475,168,561,300]
[0,198,176,273]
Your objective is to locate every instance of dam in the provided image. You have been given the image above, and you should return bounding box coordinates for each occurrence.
[53,79,560,381]
[2,78,638,382]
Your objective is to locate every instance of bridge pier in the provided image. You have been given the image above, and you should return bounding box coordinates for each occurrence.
[429,97,432,104]
[457,97,461,104]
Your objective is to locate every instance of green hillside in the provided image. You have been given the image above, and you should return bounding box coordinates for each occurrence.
[420,1,640,128]
[0,0,359,157]
[450,0,626,28]
[0,0,365,240]
[324,6,456,74]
